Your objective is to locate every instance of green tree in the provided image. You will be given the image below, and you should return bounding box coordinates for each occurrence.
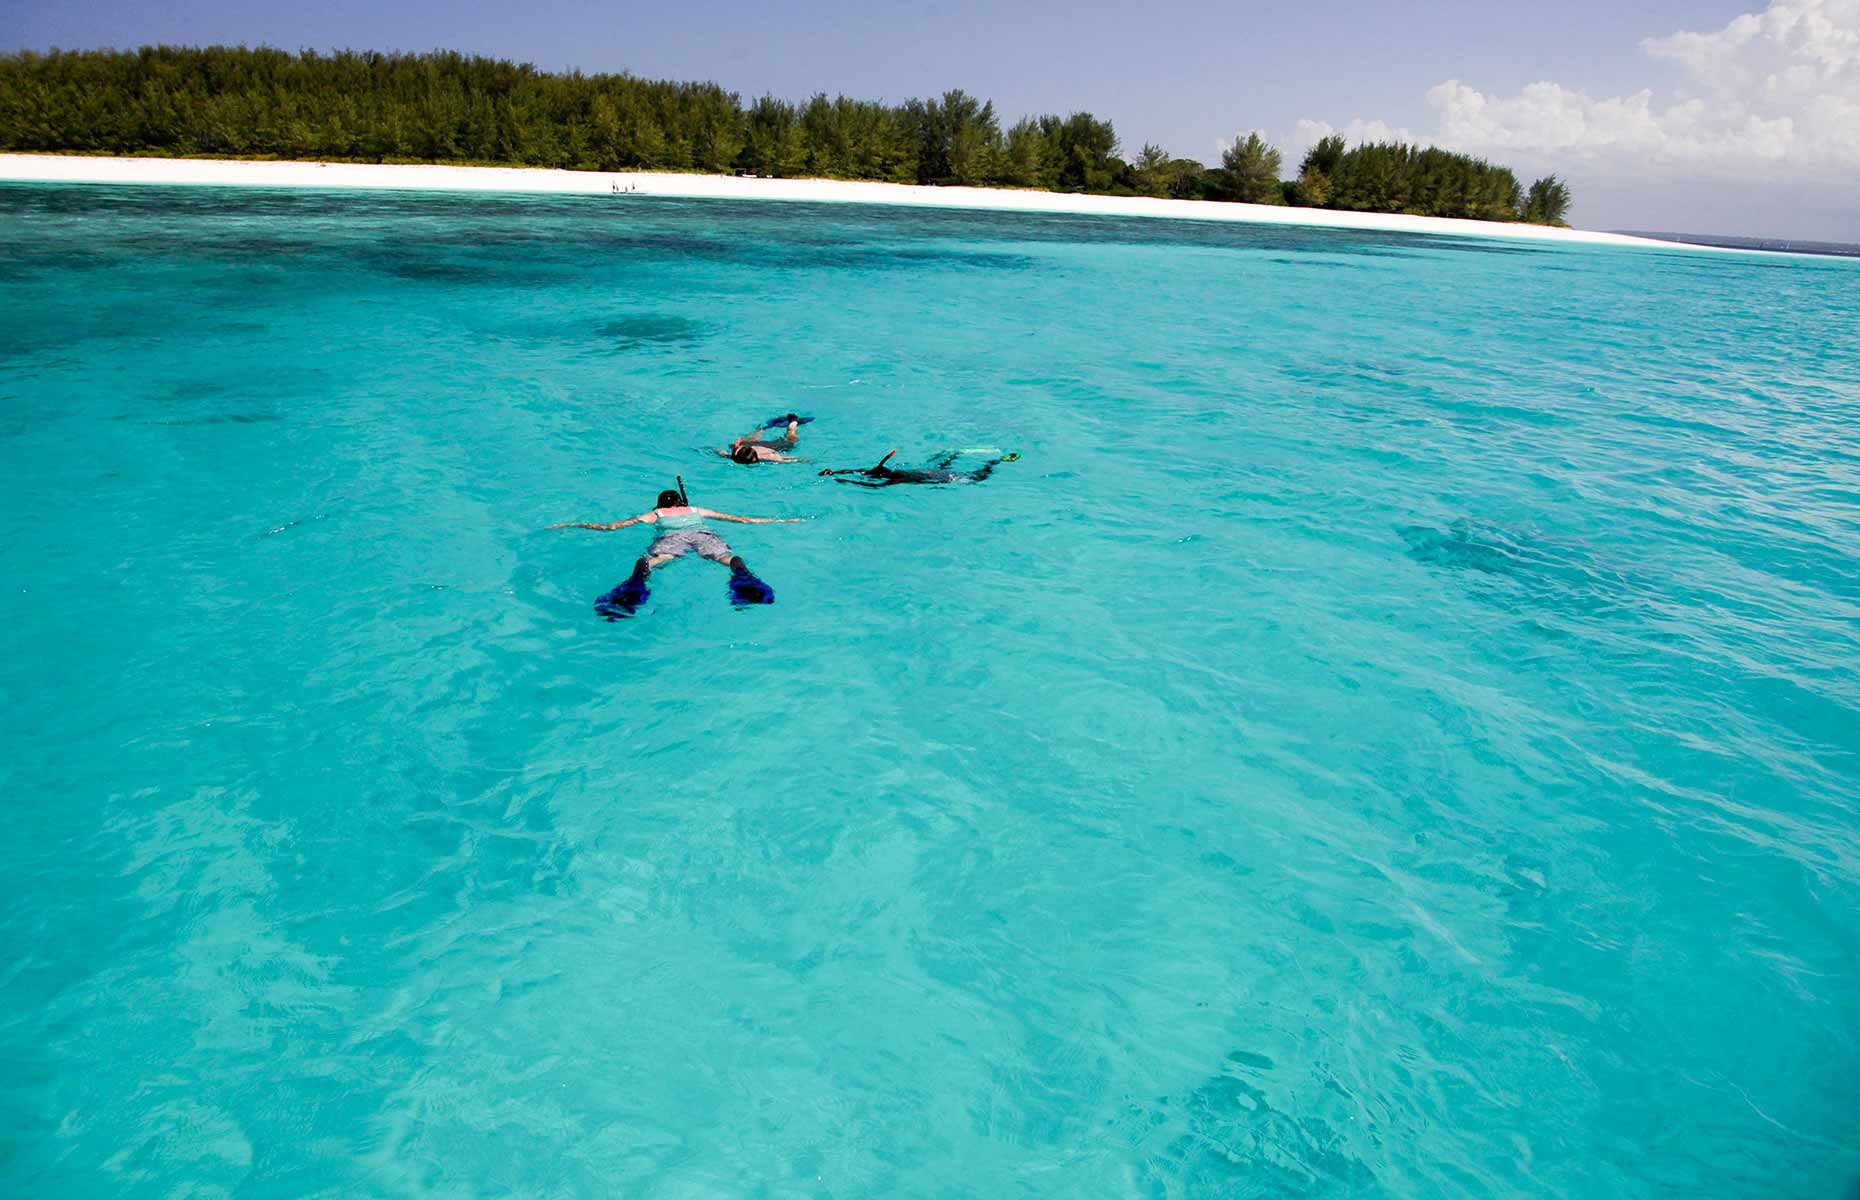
[1044,112,1117,192]
[1523,175,1571,224]
[1213,132,1282,204]
[739,95,803,176]
[1292,166,1331,207]
[1132,142,1171,196]
[942,89,999,185]
[903,89,1000,185]
[996,118,1052,188]
[845,100,915,182]
[798,93,846,176]
[1299,134,1344,177]
[1165,158,1207,199]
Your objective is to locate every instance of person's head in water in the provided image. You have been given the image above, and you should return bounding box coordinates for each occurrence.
[731,442,759,465]
[656,489,684,509]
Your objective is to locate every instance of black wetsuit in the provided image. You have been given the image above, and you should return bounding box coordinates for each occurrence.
[823,452,1008,488]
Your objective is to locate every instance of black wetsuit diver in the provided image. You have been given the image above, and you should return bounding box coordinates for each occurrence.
[819,450,1019,488]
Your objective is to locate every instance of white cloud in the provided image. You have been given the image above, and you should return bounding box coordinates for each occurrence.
[1298,0,1860,181]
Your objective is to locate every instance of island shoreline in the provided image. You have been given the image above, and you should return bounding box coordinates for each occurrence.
[0,152,1712,253]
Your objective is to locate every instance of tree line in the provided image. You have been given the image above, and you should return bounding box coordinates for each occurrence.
[0,46,1572,225]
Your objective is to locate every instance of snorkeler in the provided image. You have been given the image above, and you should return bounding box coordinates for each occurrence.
[819,449,1019,488]
[719,413,811,465]
[550,483,803,617]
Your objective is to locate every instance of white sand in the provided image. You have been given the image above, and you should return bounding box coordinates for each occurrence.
[0,152,1685,250]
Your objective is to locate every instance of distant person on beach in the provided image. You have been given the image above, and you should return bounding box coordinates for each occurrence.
[818,449,1019,487]
[719,414,809,464]
[550,487,803,617]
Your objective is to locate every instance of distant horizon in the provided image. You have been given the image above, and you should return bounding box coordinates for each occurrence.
[7,0,1859,240]
[1615,230,1860,256]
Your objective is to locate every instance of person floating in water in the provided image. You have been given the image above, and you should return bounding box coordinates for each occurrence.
[819,449,1019,487]
[720,413,810,465]
[550,487,803,618]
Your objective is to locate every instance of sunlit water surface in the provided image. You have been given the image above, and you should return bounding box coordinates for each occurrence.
[3,184,1858,1198]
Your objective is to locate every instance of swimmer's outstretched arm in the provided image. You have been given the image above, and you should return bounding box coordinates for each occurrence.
[694,508,806,524]
[548,510,659,531]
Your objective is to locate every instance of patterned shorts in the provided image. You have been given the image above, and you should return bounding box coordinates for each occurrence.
[648,528,732,561]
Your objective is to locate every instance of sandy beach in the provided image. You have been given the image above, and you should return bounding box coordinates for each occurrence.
[0,152,1692,250]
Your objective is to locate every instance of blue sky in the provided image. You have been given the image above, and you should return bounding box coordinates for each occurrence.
[10,0,1858,238]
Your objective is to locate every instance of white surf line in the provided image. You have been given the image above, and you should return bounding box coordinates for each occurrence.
[0,152,1730,254]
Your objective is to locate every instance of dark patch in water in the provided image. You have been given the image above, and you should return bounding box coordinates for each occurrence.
[370,248,569,287]
[1263,255,1374,270]
[594,314,711,350]
[198,234,320,258]
[119,407,282,426]
[377,256,494,282]
[797,245,1036,272]
[1401,520,1536,576]
[426,227,553,250]
[1133,1057,1376,1194]
[1400,519,1632,616]
[573,230,740,262]
[154,378,240,405]
[146,412,284,426]
[203,320,273,338]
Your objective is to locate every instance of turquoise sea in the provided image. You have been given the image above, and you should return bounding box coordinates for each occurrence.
[2,182,1857,1198]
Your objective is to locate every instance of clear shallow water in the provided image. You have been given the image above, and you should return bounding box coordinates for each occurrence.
[2,183,1858,1198]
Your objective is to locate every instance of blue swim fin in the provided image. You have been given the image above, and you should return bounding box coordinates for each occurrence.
[595,559,652,620]
[727,556,775,607]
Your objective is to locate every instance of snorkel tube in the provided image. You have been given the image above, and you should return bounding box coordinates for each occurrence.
[759,413,814,430]
[677,475,689,505]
